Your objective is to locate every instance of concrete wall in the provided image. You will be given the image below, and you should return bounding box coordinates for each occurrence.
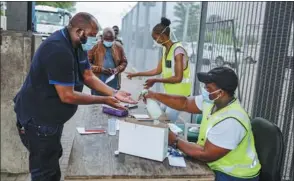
[0,31,41,173]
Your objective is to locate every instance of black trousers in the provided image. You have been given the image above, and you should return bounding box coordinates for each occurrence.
[16,119,64,181]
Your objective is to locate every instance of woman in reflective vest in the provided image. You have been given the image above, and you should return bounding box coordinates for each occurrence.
[126,17,192,122]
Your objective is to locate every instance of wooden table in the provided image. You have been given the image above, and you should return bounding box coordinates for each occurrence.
[65,104,215,181]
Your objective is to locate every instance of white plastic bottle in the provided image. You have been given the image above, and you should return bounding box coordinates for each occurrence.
[141,89,163,119]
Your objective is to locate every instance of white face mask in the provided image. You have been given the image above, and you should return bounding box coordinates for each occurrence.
[201,87,221,103]
[155,26,170,45]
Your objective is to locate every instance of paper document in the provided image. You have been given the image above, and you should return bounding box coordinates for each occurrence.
[168,155,186,167]
[76,127,106,135]
[132,114,150,119]
[105,74,116,84]
[168,124,183,134]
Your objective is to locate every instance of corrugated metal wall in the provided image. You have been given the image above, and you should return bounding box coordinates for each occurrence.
[122,2,294,180]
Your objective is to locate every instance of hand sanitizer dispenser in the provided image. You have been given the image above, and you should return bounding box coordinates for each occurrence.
[140,89,163,120]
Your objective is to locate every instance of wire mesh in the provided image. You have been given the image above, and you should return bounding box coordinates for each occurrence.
[122,2,294,180]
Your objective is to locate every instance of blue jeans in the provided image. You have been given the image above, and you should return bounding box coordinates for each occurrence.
[17,118,64,181]
[214,170,259,181]
[160,104,180,123]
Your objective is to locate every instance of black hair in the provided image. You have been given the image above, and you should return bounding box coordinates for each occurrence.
[112,25,119,29]
[69,12,98,30]
[152,17,171,36]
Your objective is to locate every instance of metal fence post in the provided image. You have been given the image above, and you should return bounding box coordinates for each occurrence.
[190,1,208,123]
[133,3,140,69]
[142,3,151,71]
[155,1,167,93]
[183,3,191,42]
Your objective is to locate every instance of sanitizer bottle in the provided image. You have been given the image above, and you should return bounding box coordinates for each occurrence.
[140,89,163,119]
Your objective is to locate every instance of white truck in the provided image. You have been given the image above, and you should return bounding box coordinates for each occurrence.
[35,5,72,40]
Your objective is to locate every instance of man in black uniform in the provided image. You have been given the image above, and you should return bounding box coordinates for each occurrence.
[14,12,136,181]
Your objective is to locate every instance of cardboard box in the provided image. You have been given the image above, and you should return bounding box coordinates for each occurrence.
[118,118,169,162]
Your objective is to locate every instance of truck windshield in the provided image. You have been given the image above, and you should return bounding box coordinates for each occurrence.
[36,10,69,26]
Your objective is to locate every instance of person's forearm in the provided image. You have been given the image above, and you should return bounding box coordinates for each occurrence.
[176,139,210,162]
[152,93,188,111]
[66,91,106,105]
[91,64,103,73]
[116,61,128,73]
[153,76,182,84]
[84,75,115,96]
[135,69,160,77]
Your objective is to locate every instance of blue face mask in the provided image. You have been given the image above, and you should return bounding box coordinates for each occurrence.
[103,40,113,47]
[81,36,97,51]
[201,87,221,103]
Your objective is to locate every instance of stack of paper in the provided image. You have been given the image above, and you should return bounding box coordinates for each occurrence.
[76,127,106,135]
[168,123,183,134]
[168,155,186,167]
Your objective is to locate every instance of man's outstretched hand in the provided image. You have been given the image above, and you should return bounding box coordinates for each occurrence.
[102,96,126,110]
[114,90,138,104]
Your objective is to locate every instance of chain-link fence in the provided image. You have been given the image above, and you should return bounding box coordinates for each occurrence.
[122,2,294,181]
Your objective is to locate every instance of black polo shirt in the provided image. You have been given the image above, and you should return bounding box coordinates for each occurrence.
[14,28,91,126]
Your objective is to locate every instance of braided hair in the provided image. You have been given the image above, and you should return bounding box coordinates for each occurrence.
[152,17,171,36]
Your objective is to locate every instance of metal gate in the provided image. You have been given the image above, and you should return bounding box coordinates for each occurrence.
[122,2,294,180]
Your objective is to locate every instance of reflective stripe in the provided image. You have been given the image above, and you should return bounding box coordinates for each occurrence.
[205,109,249,138]
[221,136,259,174]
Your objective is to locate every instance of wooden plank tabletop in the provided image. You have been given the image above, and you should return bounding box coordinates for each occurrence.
[65,103,214,181]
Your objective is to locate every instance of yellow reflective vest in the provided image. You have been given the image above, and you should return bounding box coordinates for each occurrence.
[161,42,191,96]
[197,99,261,178]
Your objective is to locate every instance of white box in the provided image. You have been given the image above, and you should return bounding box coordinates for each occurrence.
[118,118,169,162]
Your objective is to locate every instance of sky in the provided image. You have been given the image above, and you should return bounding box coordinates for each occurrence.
[75,2,137,30]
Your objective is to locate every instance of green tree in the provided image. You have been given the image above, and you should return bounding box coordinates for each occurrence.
[173,2,201,42]
[36,2,76,12]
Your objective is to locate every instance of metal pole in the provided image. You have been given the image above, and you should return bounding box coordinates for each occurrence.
[142,3,150,71]
[183,3,190,42]
[231,20,242,101]
[156,1,167,93]
[133,3,140,69]
[161,1,167,17]
[210,23,215,61]
[190,1,208,123]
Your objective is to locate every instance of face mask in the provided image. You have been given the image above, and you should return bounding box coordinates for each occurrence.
[201,87,221,103]
[81,36,97,51]
[103,40,113,47]
[155,26,170,45]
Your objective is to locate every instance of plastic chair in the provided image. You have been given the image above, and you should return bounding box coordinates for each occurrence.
[176,114,202,142]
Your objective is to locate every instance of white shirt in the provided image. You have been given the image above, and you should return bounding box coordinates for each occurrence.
[195,95,246,150]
